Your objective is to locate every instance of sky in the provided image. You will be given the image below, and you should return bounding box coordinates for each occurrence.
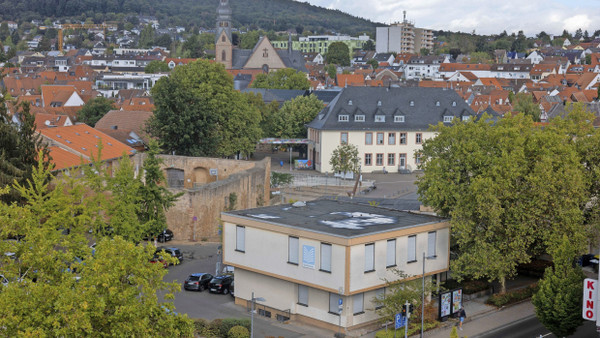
[298,0,600,36]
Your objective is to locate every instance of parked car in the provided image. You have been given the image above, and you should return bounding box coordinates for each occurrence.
[157,229,174,243]
[229,280,235,298]
[183,273,213,291]
[149,254,168,268]
[156,247,183,265]
[208,275,234,294]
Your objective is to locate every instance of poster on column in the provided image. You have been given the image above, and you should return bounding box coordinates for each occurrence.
[452,289,463,313]
[440,292,451,317]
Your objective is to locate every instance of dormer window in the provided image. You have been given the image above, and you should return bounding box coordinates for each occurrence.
[409,101,415,107]
[374,115,385,122]
[394,116,405,123]
[338,115,349,122]
[443,116,453,123]
[435,101,440,106]
[348,100,353,105]
[377,100,382,106]
[355,115,365,122]
[462,116,471,121]
[452,101,457,107]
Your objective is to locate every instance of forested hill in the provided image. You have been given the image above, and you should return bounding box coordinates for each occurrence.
[0,0,379,35]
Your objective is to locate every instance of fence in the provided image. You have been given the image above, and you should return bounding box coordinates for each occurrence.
[281,172,375,189]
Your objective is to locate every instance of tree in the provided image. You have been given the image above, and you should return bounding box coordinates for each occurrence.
[325,41,350,66]
[147,60,262,157]
[533,236,585,337]
[326,64,337,80]
[0,100,50,204]
[512,93,541,122]
[138,140,182,240]
[269,94,323,138]
[416,114,588,293]
[138,24,155,48]
[419,48,430,56]
[154,34,172,48]
[239,30,261,49]
[329,143,360,175]
[363,39,375,51]
[145,60,170,73]
[0,156,194,336]
[469,51,492,64]
[251,68,310,90]
[76,96,115,126]
[366,59,378,70]
[0,22,9,41]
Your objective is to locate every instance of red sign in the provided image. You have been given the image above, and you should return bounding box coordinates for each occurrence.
[583,278,597,321]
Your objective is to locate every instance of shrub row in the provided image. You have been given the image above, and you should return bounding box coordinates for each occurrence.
[194,318,251,337]
[486,283,539,307]
[374,321,439,338]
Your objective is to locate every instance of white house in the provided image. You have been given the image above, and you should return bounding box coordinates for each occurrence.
[222,200,450,332]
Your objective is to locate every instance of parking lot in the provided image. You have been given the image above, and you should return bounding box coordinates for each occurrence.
[160,242,327,338]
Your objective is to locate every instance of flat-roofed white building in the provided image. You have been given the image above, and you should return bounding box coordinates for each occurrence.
[222,200,450,332]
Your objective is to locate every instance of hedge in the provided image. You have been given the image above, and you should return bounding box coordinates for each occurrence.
[486,283,539,307]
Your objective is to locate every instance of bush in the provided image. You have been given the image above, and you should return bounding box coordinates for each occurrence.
[219,318,251,337]
[374,321,439,337]
[228,325,250,338]
[486,283,539,307]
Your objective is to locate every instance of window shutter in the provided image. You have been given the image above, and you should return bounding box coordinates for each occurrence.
[298,285,308,305]
[289,237,299,264]
[428,232,436,257]
[329,293,340,313]
[236,226,245,252]
[386,239,396,267]
[365,243,375,272]
[321,243,332,272]
[408,235,416,262]
[353,293,364,314]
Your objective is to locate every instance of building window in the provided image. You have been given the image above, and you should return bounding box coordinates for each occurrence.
[377,100,382,106]
[375,115,385,122]
[416,133,422,144]
[407,235,416,262]
[452,101,457,107]
[320,243,332,272]
[377,133,384,145]
[289,236,299,264]
[355,115,365,122]
[400,133,407,145]
[222,50,226,61]
[388,133,396,145]
[394,115,405,123]
[375,153,384,166]
[341,132,348,144]
[443,116,453,123]
[375,288,385,309]
[365,132,373,145]
[338,115,349,122]
[236,225,245,252]
[348,100,353,105]
[387,153,395,166]
[386,239,396,267]
[416,152,422,166]
[364,243,375,272]
[353,293,364,315]
[428,231,437,258]
[462,115,471,121]
[365,153,372,166]
[298,285,308,306]
[409,101,415,107]
[329,293,341,315]
[436,101,440,106]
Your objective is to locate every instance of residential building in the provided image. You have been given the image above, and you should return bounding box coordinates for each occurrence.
[306,87,476,174]
[271,34,371,56]
[222,199,450,331]
[376,12,433,54]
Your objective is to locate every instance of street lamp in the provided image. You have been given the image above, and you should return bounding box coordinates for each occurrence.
[251,291,266,338]
[421,252,434,338]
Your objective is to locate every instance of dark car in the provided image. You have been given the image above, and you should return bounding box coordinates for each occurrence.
[183,273,213,291]
[229,280,235,298]
[149,254,168,268]
[156,247,183,265]
[208,275,233,294]
[157,229,174,243]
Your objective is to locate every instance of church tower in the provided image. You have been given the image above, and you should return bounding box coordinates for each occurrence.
[215,0,233,68]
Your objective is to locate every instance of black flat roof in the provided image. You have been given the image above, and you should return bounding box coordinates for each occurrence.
[223,199,446,238]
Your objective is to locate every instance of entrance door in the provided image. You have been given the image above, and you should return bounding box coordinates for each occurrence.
[399,154,406,170]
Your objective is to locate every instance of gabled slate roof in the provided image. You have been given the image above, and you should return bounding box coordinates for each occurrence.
[307,87,476,131]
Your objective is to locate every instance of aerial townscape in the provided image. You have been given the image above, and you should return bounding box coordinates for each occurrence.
[2,0,600,337]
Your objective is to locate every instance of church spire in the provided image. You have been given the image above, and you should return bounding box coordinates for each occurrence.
[216,0,232,44]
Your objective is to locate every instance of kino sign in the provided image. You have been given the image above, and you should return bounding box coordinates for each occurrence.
[583,278,598,321]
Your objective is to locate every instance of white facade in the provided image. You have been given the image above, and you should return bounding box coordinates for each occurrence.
[222,203,450,331]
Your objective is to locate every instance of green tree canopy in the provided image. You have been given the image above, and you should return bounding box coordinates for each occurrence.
[147,59,262,157]
[0,156,194,336]
[138,24,156,48]
[76,96,116,126]
[268,94,323,138]
[417,113,588,292]
[329,143,360,175]
[533,235,585,337]
[251,68,310,90]
[366,59,378,70]
[325,41,350,66]
[512,92,541,122]
[145,60,171,73]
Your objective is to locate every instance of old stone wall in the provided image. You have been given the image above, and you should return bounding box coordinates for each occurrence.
[131,154,270,241]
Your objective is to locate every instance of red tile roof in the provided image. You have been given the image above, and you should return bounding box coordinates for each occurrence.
[47,146,88,171]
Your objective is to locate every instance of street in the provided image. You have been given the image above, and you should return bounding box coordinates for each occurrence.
[474,314,598,338]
